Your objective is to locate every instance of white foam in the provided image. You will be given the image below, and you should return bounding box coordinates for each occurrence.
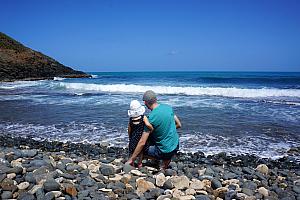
[0,80,45,89]
[57,83,300,98]
[53,77,66,81]
[91,74,99,78]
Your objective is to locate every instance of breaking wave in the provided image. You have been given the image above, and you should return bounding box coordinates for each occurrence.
[57,82,300,98]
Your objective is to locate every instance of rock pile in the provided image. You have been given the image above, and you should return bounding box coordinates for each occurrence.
[0,135,299,200]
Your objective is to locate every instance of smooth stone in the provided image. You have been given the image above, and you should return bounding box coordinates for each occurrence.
[43,179,60,192]
[243,181,257,190]
[157,194,172,200]
[163,179,174,189]
[223,172,237,180]
[195,195,211,200]
[17,181,30,190]
[30,160,48,167]
[171,175,190,189]
[190,179,204,190]
[242,188,254,196]
[136,178,156,196]
[1,191,13,199]
[44,191,55,200]
[7,166,23,174]
[100,164,115,176]
[256,164,269,175]
[293,186,300,194]
[149,188,163,198]
[131,169,144,176]
[18,192,35,200]
[21,149,38,157]
[165,169,176,176]
[212,178,222,189]
[80,177,96,186]
[28,185,43,194]
[156,173,166,187]
[258,187,269,197]
[0,178,17,191]
[186,188,197,195]
[65,185,78,197]
[6,173,16,179]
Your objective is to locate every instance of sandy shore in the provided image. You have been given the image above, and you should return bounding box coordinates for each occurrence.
[0,135,300,200]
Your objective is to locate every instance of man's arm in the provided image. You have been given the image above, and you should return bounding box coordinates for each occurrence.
[174,115,182,129]
[127,131,150,163]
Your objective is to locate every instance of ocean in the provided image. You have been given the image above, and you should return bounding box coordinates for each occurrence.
[0,71,300,159]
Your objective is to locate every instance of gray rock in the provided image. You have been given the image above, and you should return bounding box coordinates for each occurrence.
[212,178,222,189]
[223,172,237,180]
[149,188,163,198]
[243,181,257,190]
[164,169,176,176]
[163,179,174,189]
[242,167,254,175]
[44,191,55,200]
[204,167,215,176]
[1,191,13,199]
[30,160,48,167]
[36,188,45,200]
[225,190,237,200]
[18,192,35,200]
[195,195,211,200]
[78,190,90,198]
[242,188,254,196]
[81,177,96,187]
[25,172,36,184]
[66,164,82,171]
[21,149,38,157]
[293,186,300,194]
[43,179,60,192]
[123,163,134,173]
[100,164,115,176]
[7,166,23,174]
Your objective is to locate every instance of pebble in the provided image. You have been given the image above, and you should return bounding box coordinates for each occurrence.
[0,136,299,200]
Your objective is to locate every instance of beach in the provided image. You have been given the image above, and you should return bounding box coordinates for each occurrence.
[0,134,300,200]
[1,72,300,199]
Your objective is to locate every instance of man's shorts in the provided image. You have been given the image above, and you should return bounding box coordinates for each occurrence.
[145,143,179,160]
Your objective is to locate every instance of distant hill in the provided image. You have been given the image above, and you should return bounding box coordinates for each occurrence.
[0,32,90,81]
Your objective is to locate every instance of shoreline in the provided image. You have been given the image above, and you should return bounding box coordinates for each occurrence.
[0,74,92,83]
[1,135,299,199]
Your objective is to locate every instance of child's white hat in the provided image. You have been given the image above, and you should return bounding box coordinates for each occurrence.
[128,100,145,118]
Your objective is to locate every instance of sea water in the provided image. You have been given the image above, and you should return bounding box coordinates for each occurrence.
[0,71,299,159]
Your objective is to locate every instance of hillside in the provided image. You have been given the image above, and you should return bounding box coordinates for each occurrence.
[0,32,90,81]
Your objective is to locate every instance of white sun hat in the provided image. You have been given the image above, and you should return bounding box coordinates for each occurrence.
[128,100,145,118]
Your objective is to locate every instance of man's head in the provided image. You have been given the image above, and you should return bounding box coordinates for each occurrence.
[143,90,157,109]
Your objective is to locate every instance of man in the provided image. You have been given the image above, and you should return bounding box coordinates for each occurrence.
[127,90,181,169]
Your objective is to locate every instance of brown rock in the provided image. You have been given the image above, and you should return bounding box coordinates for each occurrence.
[65,185,77,197]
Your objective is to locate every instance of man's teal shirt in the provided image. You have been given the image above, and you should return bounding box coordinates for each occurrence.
[145,104,179,153]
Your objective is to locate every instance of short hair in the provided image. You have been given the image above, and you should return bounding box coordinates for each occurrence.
[143,90,157,105]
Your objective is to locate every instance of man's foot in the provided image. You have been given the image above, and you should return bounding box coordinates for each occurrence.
[137,163,143,169]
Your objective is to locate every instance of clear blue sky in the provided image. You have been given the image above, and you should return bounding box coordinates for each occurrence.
[1,0,300,72]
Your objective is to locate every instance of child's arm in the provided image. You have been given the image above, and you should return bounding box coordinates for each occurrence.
[143,116,154,133]
[174,115,182,129]
[128,122,132,136]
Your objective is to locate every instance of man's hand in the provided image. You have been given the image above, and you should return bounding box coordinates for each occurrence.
[128,131,150,162]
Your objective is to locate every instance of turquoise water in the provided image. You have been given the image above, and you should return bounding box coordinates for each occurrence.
[0,71,300,158]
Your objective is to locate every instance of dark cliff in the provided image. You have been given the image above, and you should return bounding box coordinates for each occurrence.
[0,32,90,81]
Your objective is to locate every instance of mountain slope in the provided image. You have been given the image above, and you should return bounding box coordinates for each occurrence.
[0,32,90,81]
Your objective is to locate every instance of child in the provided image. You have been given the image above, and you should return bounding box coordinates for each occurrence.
[127,100,153,168]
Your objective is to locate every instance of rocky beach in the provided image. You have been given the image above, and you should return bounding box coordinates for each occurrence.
[0,135,299,200]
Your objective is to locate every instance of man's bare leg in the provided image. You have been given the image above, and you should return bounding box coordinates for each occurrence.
[162,159,171,170]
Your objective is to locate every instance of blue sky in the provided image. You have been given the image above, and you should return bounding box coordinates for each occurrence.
[1,0,300,72]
